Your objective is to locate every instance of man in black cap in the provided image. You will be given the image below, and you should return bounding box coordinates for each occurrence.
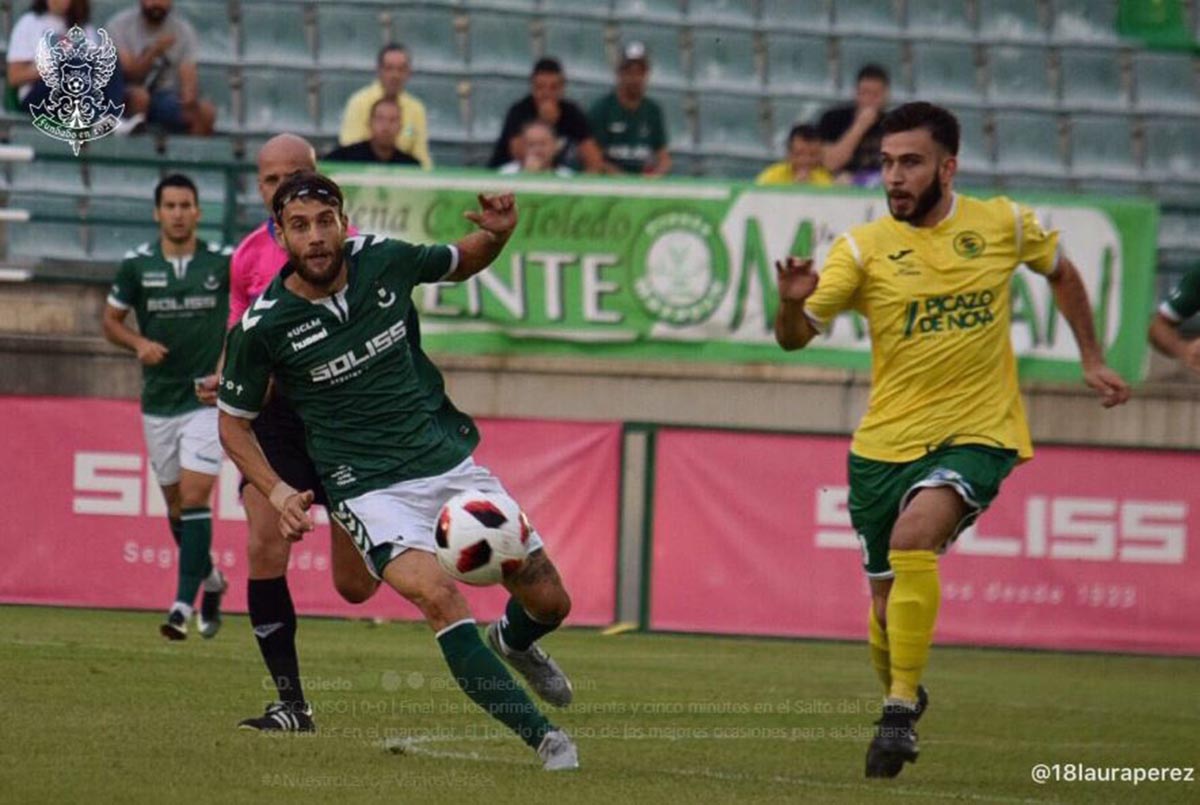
[588,41,672,177]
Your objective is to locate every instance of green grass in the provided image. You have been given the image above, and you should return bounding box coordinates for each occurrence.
[1,605,1197,805]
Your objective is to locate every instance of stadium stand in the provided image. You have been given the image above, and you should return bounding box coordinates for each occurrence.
[0,0,1195,290]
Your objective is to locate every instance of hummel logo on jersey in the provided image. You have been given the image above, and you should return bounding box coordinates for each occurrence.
[888,249,913,261]
[242,295,277,330]
[291,329,329,353]
[310,318,408,383]
[253,623,284,639]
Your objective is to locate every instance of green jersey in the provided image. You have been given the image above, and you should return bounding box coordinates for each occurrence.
[108,239,231,416]
[588,91,667,174]
[218,235,478,503]
[1160,267,1200,323]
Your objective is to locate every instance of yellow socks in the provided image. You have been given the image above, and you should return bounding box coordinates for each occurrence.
[886,549,941,703]
[868,606,891,693]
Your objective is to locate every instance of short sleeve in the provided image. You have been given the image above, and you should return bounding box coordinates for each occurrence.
[405,242,457,284]
[804,235,865,331]
[587,99,608,146]
[227,248,251,328]
[105,12,133,53]
[649,101,667,150]
[217,324,272,419]
[338,88,370,146]
[8,14,42,61]
[1015,203,1061,276]
[176,19,199,64]
[107,259,139,310]
[1160,267,1200,323]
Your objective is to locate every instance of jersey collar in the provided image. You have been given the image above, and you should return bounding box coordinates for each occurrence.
[893,192,959,232]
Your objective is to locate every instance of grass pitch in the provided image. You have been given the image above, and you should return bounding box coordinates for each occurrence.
[1,605,1196,804]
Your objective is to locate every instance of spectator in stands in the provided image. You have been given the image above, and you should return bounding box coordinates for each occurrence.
[1149,266,1200,375]
[107,0,216,135]
[338,43,431,169]
[326,97,420,165]
[818,63,890,186]
[488,57,603,173]
[497,120,574,177]
[6,0,127,114]
[589,41,670,177]
[755,124,834,187]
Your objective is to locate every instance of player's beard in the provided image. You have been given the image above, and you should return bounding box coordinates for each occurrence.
[141,6,168,23]
[888,173,944,223]
[292,245,344,290]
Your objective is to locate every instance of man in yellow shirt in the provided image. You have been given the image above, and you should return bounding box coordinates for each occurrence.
[774,102,1130,779]
[338,43,431,169]
[755,124,834,187]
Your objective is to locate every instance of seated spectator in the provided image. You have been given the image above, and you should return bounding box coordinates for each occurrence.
[326,97,419,165]
[488,57,603,173]
[589,41,670,176]
[818,63,890,186]
[6,0,127,114]
[106,0,216,135]
[755,124,834,186]
[338,43,431,169]
[498,120,574,177]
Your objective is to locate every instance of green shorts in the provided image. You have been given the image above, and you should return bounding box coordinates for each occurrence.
[847,445,1018,579]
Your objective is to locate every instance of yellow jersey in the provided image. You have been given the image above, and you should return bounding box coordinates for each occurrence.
[337,82,432,169]
[755,161,835,186]
[804,193,1060,462]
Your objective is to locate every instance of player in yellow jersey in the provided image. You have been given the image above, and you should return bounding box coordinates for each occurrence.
[774,102,1131,778]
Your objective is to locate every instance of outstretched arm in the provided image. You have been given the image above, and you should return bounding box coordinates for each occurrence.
[1046,256,1131,407]
[444,193,518,282]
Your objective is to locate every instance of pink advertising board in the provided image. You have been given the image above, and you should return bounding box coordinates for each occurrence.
[649,428,1198,655]
[1,397,620,625]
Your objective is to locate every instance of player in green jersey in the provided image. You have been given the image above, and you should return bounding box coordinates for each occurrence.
[102,173,231,640]
[219,173,578,770]
[1149,266,1200,374]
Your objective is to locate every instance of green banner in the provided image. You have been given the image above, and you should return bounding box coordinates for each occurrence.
[325,165,1158,381]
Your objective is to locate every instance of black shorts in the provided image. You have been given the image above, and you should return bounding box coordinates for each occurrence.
[242,394,329,507]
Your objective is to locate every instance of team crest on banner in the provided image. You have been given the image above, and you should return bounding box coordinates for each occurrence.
[30,26,125,155]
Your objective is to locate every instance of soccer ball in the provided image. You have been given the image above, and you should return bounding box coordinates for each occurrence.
[434,490,531,586]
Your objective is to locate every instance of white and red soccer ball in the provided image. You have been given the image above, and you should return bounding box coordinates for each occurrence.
[434,490,531,586]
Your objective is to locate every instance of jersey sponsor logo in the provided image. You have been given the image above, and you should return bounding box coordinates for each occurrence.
[145,294,219,312]
[309,318,408,384]
[143,271,168,288]
[887,249,913,261]
[903,289,996,337]
[242,295,277,330]
[286,318,324,339]
[290,329,329,353]
[953,231,987,259]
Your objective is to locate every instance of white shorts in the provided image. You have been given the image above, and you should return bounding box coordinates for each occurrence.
[141,407,222,486]
[331,456,545,579]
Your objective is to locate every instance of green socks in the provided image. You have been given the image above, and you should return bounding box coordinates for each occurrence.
[437,619,552,748]
[499,597,559,652]
[176,507,214,607]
